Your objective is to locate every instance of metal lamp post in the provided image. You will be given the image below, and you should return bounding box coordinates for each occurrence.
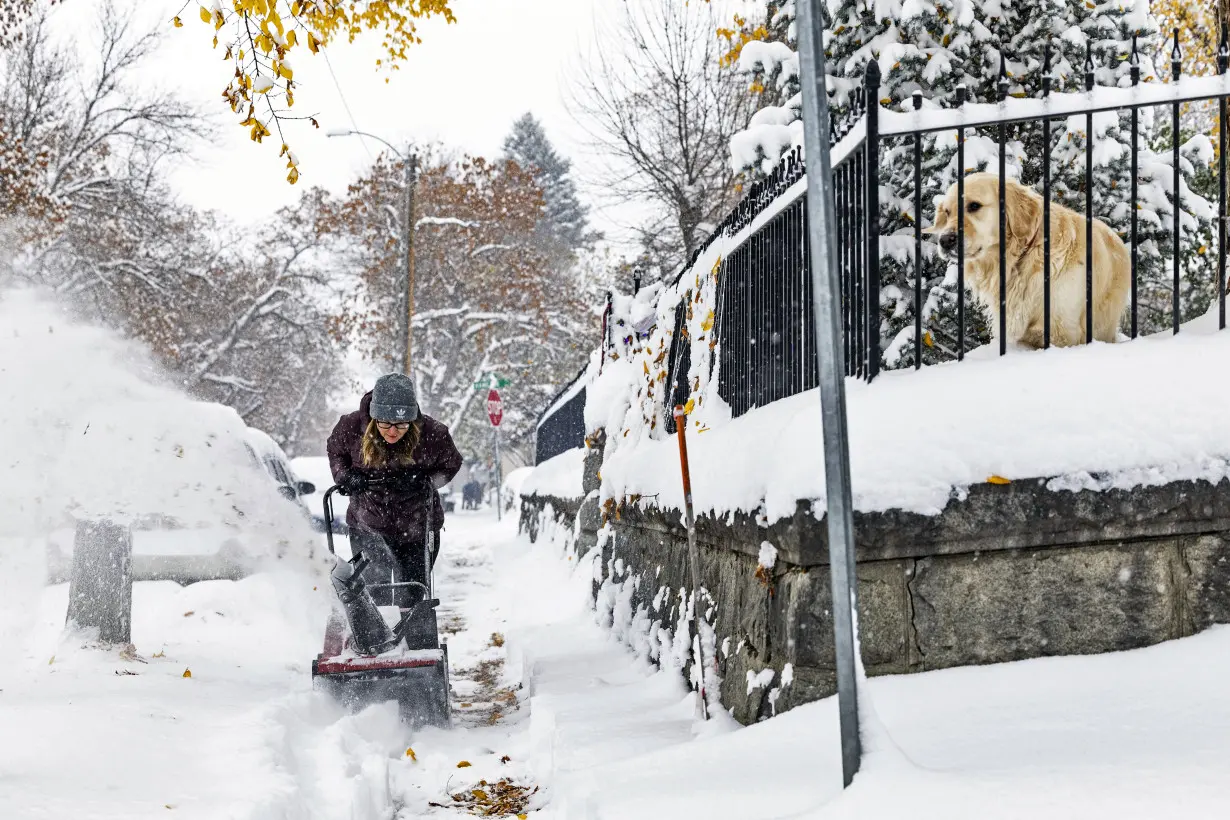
[328,129,417,375]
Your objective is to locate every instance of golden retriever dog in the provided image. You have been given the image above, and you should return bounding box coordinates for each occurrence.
[927,173,1131,348]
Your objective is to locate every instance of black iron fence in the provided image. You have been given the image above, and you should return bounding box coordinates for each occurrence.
[535,29,1230,438]
[534,368,587,465]
[710,32,1230,420]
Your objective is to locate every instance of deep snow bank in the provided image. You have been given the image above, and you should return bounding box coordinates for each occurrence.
[601,322,1230,523]
[520,447,585,499]
[0,289,314,666]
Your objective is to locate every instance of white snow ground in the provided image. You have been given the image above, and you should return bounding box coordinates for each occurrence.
[5,505,1230,818]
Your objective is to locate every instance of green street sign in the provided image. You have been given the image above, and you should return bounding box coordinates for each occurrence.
[473,377,511,389]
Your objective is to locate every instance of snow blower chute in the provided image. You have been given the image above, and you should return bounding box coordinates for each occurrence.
[310,476,451,728]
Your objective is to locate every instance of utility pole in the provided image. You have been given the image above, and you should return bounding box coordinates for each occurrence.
[326,129,421,376]
[402,152,418,376]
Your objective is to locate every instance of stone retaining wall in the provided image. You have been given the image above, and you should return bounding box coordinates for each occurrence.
[521,445,1230,725]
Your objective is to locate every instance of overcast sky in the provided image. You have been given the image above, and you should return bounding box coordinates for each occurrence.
[50,0,654,248]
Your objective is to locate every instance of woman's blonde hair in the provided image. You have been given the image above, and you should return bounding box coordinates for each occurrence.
[361,419,422,468]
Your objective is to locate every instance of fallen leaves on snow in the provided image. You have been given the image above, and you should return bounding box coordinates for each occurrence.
[182,668,192,678]
[986,475,1011,485]
[430,778,538,817]
[119,644,147,663]
[405,747,417,761]
[456,760,472,768]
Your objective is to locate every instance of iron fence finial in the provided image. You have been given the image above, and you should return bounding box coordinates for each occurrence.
[865,57,882,89]
[1219,26,1228,74]
[1043,45,1052,97]
[1172,28,1182,82]
[998,53,1009,101]
[1130,34,1141,85]
[1084,43,1095,92]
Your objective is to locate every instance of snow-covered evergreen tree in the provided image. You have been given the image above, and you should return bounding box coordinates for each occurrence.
[731,0,1218,366]
[502,113,595,259]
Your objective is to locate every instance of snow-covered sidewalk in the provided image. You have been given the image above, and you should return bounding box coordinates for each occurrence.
[6,508,1230,818]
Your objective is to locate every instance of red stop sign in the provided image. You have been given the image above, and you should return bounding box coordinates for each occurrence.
[486,388,503,426]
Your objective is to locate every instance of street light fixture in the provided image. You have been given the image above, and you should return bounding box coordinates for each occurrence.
[328,128,417,376]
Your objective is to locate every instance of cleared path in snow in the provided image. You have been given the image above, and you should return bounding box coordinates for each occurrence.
[0,508,704,819]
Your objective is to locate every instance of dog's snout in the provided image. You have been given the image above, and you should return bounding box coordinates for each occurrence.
[938,232,957,253]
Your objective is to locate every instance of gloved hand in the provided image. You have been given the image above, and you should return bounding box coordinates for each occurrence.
[389,470,431,495]
[337,470,369,496]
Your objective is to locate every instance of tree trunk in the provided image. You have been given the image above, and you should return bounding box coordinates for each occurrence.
[65,519,133,644]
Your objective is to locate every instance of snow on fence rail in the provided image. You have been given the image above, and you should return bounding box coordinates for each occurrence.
[534,32,1230,462]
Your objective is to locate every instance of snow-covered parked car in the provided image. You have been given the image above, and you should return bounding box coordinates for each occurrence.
[242,426,316,525]
[44,400,317,585]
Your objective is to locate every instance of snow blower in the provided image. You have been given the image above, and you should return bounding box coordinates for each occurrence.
[310,475,451,728]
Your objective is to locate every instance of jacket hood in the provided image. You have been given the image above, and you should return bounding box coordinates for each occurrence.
[359,391,373,424]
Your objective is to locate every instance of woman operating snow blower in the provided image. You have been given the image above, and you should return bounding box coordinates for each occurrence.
[327,373,463,612]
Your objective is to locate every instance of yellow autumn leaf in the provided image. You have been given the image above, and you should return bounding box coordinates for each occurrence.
[987,475,1011,485]
[923,331,934,348]
[199,7,212,24]
[307,31,321,53]
[48,655,55,665]
[405,747,417,761]
[287,167,300,184]
[518,815,528,820]
[182,668,193,678]
[457,760,472,768]
[683,397,695,415]
[700,310,714,332]
[472,789,488,800]
[152,650,166,658]
[172,16,183,27]
[286,30,298,47]
[214,11,225,31]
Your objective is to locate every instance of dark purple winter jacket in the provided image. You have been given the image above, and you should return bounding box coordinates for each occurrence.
[327,392,463,540]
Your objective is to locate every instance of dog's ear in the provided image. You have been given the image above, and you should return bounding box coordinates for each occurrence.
[1003,179,1042,256]
[923,201,948,235]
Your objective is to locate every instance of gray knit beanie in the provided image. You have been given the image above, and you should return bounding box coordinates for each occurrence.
[369,373,421,422]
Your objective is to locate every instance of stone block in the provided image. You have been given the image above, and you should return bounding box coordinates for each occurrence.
[775,561,910,672]
[1184,535,1230,631]
[582,431,605,495]
[577,493,602,535]
[910,543,1176,669]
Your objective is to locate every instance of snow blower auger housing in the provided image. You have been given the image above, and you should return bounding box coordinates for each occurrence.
[311,476,451,728]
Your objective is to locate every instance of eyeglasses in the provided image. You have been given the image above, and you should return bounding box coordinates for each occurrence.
[375,421,411,431]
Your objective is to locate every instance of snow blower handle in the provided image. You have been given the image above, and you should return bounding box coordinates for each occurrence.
[423,478,436,599]
[322,484,341,555]
[321,475,389,555]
